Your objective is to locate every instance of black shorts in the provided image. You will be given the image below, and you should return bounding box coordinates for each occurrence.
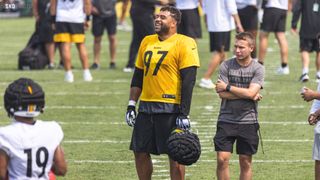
[260,8,287,32]
[214,122,260,155]
[92,14,117,36]
[178,8,202,39]
[130,113,178,155]
[38,19,54,43]
[238,6,258,31]
[54,22,85,43]
[209,32,231,52]
[300,37,320,52]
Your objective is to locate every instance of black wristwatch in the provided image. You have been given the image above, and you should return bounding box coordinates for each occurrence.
[226,84,231,92]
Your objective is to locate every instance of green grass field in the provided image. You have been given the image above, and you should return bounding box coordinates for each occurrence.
[0,16,318,180]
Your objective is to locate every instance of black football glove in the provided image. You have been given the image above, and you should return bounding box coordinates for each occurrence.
[125,105,136,127]
[176,115,191,130]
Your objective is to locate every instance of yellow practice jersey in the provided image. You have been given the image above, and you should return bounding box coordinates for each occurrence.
[136,33,200,104]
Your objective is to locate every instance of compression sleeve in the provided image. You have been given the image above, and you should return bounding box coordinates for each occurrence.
[179,66,197,116]
[130,68,144,88]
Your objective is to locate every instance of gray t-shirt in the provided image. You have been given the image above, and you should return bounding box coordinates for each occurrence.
[218,58,264,124]
[92,0,116,17]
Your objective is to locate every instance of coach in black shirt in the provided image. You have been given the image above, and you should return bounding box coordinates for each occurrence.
[292,0,320,82]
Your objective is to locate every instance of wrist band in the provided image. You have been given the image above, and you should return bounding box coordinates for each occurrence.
[128,100,136,106]
[86,15,91,21]
[51,15,56,23]
[226,84,231,92]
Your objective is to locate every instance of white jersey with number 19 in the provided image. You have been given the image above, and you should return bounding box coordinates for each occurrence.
[0,120,63,180]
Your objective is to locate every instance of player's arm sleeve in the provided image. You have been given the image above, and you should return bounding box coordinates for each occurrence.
[179,66,197,116]
[130,68,143,102]
[291,0,301,29]
[130,67,144,89]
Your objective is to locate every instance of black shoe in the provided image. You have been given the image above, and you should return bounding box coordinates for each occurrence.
[109,62,116,69]
[90,63,100,70]
[48,63,55,70]
[316,75,320,83]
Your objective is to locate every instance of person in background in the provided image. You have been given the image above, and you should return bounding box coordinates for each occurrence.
[117,0,132,31]
[258,0,291,75]
[215,32,264,180]
[90,0,118,70]
[199,0,243,89]
[236,0,259,60]
[125,6,200,179]
[301,84,320,180]
[32,0,56,69]
[50,0,93,82]
[122,0,170,73]
[176,0,202,40]
[0,78,67,179]
[291,0,320,82]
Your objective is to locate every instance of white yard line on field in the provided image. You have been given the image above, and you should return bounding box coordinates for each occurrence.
[64,140,130,144]
[199,138,313,143]
[0,120,309,126]
[56,120,308,126]
[63,139,312,144]
[70,159,314,164]
[194,105,306,109]
[0,105,306,110]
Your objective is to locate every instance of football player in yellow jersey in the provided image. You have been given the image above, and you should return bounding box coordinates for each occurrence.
[125,6,200,180]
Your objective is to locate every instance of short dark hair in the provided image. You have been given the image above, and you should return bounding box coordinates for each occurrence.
[235,32,255,47]
[160,5,181,25]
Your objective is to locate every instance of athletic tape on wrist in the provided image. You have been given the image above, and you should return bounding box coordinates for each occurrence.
[128,100,136,106]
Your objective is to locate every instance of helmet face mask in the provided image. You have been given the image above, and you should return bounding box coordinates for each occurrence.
[4,78,45,118]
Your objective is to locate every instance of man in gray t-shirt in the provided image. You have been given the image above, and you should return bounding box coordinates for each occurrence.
[214,32,264,180]
[91,0,117,69]
[218,57,264,124]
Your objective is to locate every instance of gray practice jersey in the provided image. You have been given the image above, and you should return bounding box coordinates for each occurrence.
[218,58,264,124]
[92,0,116,17]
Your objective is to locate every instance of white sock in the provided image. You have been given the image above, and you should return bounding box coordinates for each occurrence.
[66,70,73,75]
[317,71,320,78]
[302,68,309,74]
[83,69,90,74]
